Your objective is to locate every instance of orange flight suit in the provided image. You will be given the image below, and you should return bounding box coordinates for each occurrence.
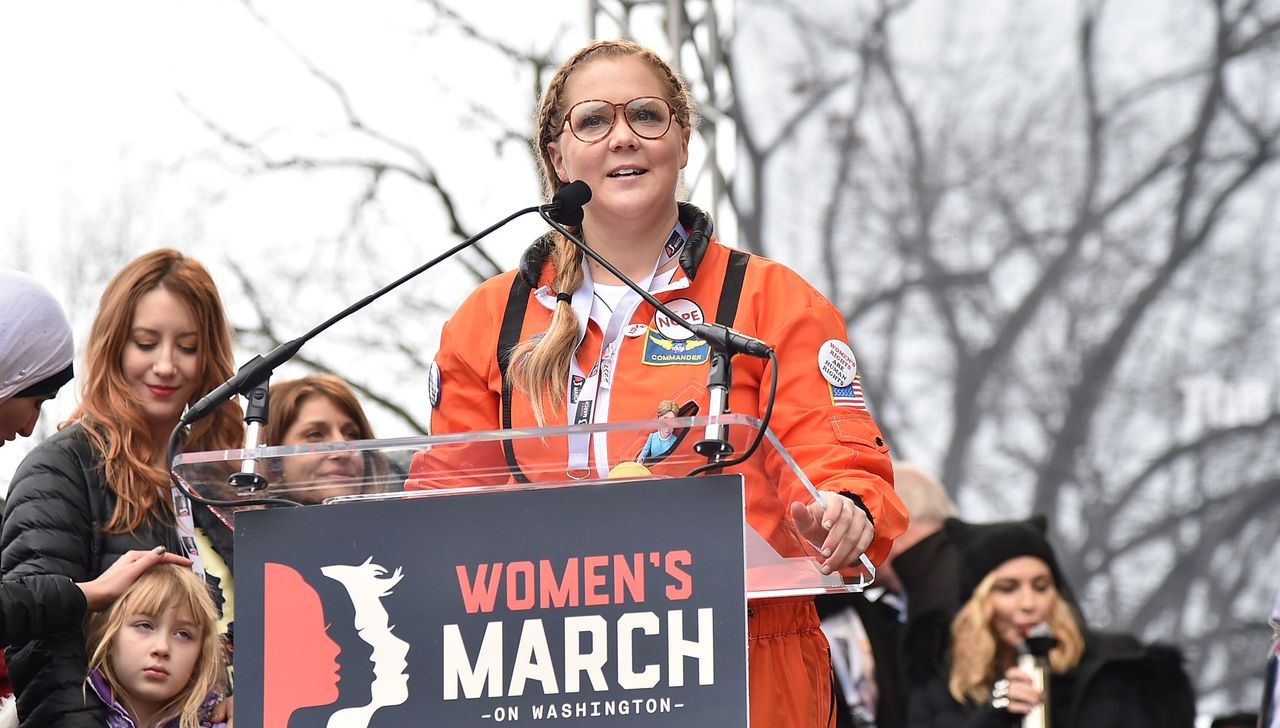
[409,204,905,727]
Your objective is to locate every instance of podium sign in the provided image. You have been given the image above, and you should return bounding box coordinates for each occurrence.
[233,475,749,728]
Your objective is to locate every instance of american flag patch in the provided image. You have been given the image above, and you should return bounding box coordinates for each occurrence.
[830,377,866,409]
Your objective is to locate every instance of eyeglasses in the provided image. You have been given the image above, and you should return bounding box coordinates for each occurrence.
[561,96,676,143]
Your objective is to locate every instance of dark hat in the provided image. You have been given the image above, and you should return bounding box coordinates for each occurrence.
[12,362,73,399]
[945,515,1069,606]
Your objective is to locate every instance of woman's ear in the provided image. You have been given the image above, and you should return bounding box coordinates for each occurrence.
[678,125,691,169]
[547,142,571,183]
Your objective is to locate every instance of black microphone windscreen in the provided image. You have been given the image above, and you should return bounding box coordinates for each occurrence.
[1025,623,1057,657]
[549,180,592,225]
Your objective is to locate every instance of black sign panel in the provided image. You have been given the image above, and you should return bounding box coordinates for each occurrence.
[234,475,749,727]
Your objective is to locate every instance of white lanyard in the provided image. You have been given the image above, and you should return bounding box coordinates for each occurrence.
[563,265,650,477]
[170,487,207,580]
[563,227,689,478]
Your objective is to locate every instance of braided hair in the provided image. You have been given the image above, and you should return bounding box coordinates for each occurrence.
[511,40,695,424]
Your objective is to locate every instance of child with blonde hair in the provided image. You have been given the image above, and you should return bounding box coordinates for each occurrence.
[85,564,226,728]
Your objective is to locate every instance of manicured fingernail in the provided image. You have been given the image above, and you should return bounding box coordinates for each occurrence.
[822,520,832,529]
[152,546,166,554]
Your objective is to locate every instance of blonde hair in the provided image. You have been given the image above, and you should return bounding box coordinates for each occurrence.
[86,564,225,728]
[947,567,1086,705]
[656,399,679,416]
[68,249,242,533]
[511,39,695,425]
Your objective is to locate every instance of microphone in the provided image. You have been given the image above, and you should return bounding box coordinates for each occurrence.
[1017,623,1056,728]
[184,198,558,429]
[185,189,591,430]
[536,181,776,466]
[537,181,772,360]
[183,341,301,427]
[172,194,560,506]
[545,180,591,225]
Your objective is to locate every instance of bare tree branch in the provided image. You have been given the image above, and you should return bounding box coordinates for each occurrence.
[224,260,429,435]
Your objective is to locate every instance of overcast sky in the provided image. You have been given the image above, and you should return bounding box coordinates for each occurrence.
[0,0,619,488]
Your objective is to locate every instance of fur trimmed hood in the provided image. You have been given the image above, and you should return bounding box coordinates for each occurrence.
[517,202,714,288]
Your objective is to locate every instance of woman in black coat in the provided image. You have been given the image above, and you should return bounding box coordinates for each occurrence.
[905,517,1196,728]
[0,547,190,645]
[1,250,243,727]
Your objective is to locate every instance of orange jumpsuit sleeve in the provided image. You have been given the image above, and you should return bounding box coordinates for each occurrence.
[739,268,907,567]
[404,280,509,490]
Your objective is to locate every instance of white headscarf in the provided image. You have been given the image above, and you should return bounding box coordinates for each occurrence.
[0,269,75,404]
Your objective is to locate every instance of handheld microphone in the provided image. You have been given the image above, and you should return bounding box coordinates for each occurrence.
[1017,623,1056,728]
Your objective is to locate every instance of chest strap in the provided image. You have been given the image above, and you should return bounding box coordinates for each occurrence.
[496,248,751,479]
[497,273,534,482]
[715,249,750,326]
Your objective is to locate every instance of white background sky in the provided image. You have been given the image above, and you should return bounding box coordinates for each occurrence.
[0,1,618,487]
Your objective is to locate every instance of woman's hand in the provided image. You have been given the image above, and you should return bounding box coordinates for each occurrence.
[991,668,1043,715]
[789,494,873,574]
[77,546,193,611]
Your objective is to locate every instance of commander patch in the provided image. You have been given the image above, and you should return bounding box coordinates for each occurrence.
[641,328,711,366]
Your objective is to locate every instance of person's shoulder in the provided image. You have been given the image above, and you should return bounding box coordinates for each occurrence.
[718,243,833,307]
[10,424,96,487]
[1075,632,1195,726]
[905,674,964,714]
[442,269,526,347]
[719,242,809,282]
[475,268,524,294]
[45,421,94,449]
[1083,629,1147,661]
[706,242,843,338]
[455,269,525,311]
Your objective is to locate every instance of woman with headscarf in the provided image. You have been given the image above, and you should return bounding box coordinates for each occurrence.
[0,270,75,446]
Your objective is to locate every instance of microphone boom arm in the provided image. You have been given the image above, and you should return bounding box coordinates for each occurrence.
[173,200,555,510]
[536,187,775,467]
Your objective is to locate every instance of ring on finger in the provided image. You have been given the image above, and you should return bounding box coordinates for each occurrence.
[990,678,1011,710]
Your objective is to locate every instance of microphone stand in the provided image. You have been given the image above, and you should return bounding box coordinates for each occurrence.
[696,350,734,460]
[228,380,270,492]
[537,204,775,469]
[169,198,579,510]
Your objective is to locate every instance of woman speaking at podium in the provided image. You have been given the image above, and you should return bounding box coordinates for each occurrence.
[407,39,906,727]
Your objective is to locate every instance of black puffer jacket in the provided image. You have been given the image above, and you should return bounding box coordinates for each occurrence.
[1,423,182,728]
[0,574,88,646]
[905,632,1196,728]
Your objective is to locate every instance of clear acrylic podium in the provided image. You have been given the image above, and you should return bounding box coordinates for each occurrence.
[173,414,874,597]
